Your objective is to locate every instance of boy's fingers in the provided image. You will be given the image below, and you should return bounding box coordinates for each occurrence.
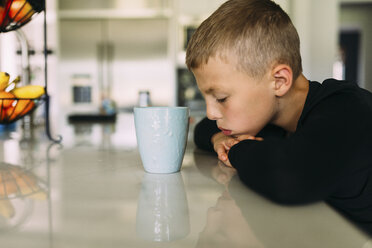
[219,153,228,161]
[223,139,239,151]
[237,135,264,141]
[236,135,254,141]
[228,139,239,147]
[216,146,228,161]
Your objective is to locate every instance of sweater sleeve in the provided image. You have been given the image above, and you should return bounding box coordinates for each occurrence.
[228,94,372,205]
[193,117,220,152]
[193,118,287,152]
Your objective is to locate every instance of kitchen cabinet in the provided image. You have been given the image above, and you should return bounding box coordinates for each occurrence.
[56,0,225,114]
[57,0,175,113]
[59,18,173,111]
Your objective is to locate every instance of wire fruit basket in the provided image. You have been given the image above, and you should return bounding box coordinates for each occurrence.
[0,0,61,142]
[0,0,44,32]
[0,0,45,124]
[0,95,45,124]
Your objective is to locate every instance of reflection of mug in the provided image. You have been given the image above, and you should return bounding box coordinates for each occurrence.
[136,172,190,242]
[134,107,189,174]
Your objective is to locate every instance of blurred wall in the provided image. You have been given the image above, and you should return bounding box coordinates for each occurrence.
[340,3,372,90]
[290,0,339,82]
[289,0,372,87]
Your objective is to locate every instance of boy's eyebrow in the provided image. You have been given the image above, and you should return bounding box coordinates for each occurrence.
[205,88,215,94]
[204,87,227,95]
[204,87,219,95]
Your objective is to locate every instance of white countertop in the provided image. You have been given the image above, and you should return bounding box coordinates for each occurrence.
[0,113,371,247]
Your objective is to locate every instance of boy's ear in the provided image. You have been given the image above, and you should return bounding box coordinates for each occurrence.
[272,64,293,97]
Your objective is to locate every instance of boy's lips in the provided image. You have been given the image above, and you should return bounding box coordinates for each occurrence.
[219,127,232,135]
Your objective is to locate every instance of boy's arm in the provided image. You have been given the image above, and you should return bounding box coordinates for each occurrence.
[193,118,287,152]
[228,97,372,205]
[193,117,220,152]
[256,124,287,139]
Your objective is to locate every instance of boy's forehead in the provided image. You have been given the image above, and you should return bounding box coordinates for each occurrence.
[192,55,242,93]
[193,70,228,95]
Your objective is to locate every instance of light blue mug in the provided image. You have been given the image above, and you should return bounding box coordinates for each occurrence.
[134,107,189,173]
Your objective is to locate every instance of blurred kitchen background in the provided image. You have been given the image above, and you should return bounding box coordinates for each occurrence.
[0,0,371,147]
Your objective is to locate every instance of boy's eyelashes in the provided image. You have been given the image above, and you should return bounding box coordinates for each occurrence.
[216,97,228,103]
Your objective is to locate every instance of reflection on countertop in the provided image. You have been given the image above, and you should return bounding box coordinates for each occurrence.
[0,116,370,248]
[0,161,49,233]
[0,134,57,248]
[136,173,190,242]
[193,150,372,247]
[60,112,138,149]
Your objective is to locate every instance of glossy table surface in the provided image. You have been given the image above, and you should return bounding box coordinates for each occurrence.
[0,113,371,248]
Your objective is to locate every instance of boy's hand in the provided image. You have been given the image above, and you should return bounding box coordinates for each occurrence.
[211,132,239,167]
[211,132,263,167]
[235,134,264,142]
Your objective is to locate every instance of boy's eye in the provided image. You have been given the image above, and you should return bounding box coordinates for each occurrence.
[216,97,227,103]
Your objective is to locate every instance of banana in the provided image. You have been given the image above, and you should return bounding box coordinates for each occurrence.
[5,76,21,91]
[0,72,10,91]
[11,85,45,99]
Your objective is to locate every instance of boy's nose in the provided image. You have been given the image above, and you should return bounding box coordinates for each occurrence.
[206,103,221,120]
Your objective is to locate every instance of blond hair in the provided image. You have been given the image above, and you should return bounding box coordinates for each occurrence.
[186,0,302,80]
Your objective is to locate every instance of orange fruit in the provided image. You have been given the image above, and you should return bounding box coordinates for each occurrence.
[5,106,15,121]
[0,91,15,108]
[9,0,34,23]
[0,107,7,122]
[0,7,10,27]
[6,99,34,121]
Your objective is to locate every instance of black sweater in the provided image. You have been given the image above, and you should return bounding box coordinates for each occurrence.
[194,79,372,226]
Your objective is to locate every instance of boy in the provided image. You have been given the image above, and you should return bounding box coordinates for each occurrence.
[186,0,372,231]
